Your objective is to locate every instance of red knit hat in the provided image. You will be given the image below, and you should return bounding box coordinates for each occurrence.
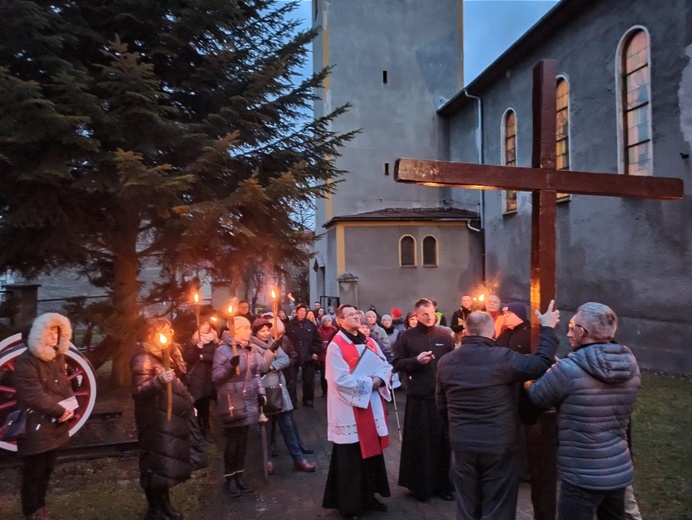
[391,307,403,319]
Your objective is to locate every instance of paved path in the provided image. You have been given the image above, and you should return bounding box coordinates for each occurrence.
[203,387,536,519]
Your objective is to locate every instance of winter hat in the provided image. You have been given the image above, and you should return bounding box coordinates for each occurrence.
[252,317,273,335]
[391,307,403,319]
[381,314,392,322]
[233,316,252,330]
[503,302,528,322]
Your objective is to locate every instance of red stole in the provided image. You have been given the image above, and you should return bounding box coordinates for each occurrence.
[332,333,389,459]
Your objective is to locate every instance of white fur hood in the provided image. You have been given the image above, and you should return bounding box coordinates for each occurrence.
[27,312,72,362]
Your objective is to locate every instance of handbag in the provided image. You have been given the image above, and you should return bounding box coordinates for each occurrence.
[218,351,252,425]
[263,382,284,415]
[1,409,28,442]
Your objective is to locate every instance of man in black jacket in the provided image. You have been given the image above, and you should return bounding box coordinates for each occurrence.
[392,298,455,502]
[436,302,559,520]
[450,294,473,345]
[496,302,531,354]
[285,303,323,407]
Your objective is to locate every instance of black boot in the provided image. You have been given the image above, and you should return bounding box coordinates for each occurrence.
[225,476,242,497]
[234,473,253,493]
[161,489,183,520]
[141,474,166,520]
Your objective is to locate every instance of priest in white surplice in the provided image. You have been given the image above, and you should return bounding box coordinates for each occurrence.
[322,304,393,519]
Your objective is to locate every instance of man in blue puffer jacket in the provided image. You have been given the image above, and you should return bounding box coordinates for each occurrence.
[526,302,640,520]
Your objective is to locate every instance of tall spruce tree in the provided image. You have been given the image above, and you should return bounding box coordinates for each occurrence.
[0,0,355,385]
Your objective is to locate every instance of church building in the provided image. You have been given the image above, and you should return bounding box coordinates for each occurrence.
[310,0,483,317]
[311,0,692,373]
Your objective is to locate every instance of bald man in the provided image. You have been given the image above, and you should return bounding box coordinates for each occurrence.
[436,305,559,520]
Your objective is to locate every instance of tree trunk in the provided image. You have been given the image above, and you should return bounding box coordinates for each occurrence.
[110,224,141,387]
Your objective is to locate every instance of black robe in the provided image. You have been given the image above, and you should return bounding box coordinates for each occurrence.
[392,322,455,499]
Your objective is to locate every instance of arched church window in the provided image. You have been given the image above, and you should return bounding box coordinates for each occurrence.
[502,109,517,213]
[620,29,651,176]
[422,235,438,267]
[556,77,571,201]
[399,235,416,267]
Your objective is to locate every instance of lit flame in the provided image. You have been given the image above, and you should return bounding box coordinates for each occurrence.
[227,304,233,314]
[210,316,218,322]
[478,293,485,302]
[158,333,168,346]
[271,289,276,299]
[193,293,199,304]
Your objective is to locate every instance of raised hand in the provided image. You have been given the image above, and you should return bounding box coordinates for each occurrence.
[535,300,560,328]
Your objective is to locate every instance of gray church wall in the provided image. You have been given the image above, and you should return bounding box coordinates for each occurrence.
[342,223,483,320]
[314,0,465,223]
[446,0,692,373]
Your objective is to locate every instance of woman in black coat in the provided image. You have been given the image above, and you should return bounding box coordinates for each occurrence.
[132,318,194,520]
[14,312,75,520]
[182,316,218,438]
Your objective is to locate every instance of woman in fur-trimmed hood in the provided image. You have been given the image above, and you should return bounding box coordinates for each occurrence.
[13,312,76,519]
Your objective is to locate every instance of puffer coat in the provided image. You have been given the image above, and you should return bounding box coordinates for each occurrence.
[131,342,194,488]
[14,313,75,456]
[212,337,264,428]
[182,332,218,401]
[527,342,640,490]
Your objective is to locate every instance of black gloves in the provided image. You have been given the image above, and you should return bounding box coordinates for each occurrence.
[258,394,267,407]
[269,342,280,353]
[229,355,240,367]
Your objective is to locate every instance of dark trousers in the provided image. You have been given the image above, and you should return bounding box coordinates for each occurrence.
[528,412,558,520]
[450,449,519,520]
[300,362,315,404]
[223,425,250,476]
[558,481,626,520]
[194,395,212,436]
[318,360,328,397]
[21,450,58,516]
[284,364,298,408]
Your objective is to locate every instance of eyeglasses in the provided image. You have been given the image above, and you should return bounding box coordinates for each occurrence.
[568,321,588,335]
[342,312,361,320]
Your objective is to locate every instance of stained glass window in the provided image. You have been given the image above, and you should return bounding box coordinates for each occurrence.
[504,110,517,212]
[622,30,651,176]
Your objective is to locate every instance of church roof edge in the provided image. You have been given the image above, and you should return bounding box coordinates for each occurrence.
[323,207,479,229]
[438,0,598,116]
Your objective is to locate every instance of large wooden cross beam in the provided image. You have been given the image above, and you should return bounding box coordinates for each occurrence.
[395,57,684,519]
[395,59,683,341]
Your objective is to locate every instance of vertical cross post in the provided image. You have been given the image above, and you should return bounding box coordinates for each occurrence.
[530,59,557,349]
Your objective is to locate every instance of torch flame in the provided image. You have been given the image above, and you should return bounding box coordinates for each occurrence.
[158,333,168,346]
[479,293,485,302]
[227,304,233,314]
[193,293,199,304]
[210,316,218,323]
[271,289,276,299]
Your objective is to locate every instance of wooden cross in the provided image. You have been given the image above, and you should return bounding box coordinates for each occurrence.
[395,59,683,343]
[396,58,684,517]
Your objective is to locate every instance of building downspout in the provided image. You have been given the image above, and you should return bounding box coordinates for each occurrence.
[461,88,486,285]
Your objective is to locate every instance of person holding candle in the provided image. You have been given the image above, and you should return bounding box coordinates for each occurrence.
[183,315,219,439]
[213,316,266,497]
[132,317,194,520]
[13,313,76,520]
[250,317,316,474]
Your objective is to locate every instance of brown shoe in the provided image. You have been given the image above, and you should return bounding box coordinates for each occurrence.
[294,460,316,472]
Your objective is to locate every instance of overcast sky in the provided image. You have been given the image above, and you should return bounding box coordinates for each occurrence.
[287,0,559,84]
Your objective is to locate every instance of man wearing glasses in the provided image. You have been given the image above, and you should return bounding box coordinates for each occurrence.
[322,305,393,519]
[526,302,640,520]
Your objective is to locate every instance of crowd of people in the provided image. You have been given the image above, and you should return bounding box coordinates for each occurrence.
[9,293,643,520]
